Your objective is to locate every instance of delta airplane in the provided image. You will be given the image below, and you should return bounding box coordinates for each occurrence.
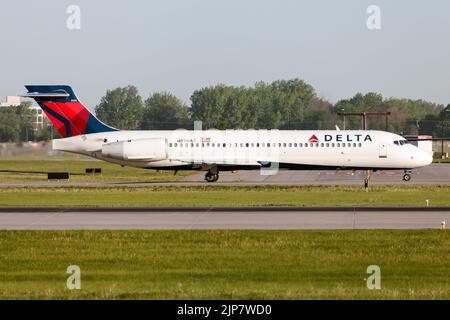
[24,85,432,184]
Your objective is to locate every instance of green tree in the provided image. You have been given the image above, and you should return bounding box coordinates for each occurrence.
[141,92,189,129]
[435,105,450,137]
[95,86,144,129]
[302,99,335,130]
[0,108,22,142]
[190,84,237,129]
[190,79,316,129]
[16,101,34,141]
[334,92,383,130]
[269,79,316,129]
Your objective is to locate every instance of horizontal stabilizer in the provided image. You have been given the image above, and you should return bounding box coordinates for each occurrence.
[23,92,70,99]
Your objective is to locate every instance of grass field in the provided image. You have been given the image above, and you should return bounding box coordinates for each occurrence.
[434,157,450,163]
[0,185,449,207]
[0,230,449,299]
[0,160,189,183]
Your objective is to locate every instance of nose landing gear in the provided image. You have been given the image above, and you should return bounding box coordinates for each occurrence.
[403,170,412,182]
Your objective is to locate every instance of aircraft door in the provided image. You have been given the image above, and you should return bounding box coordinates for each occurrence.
[379,144,387,158]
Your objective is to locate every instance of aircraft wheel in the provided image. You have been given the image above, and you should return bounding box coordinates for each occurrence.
[403,174,411,182]
[205,172,219,182]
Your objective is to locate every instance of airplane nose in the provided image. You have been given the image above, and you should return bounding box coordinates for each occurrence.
[415,150,433,167]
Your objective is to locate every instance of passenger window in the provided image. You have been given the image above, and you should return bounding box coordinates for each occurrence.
[257,143,260,147]
[321,143,324,147]
[212,143,215,147]
[174,143,178,147]
[246,143,249,147]
[288,143,292,147]
[315,143,319,147]
[310,143,313,147]
[207,143,210,147]
[305,143,308,148]
[196,143,199,147]
[169,143,172,147]
[358,143,362,147]
[223,143,226,147]
[347,143,351,147]
[283,143,287,147]
[251,143,254,147]
[294,143,297,147]
[267,143,270,147]
[353,143,356,147]
[299,143,302,147]
[326,143,329,147]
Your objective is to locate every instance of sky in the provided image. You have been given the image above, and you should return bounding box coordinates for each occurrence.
[1,0,449,110]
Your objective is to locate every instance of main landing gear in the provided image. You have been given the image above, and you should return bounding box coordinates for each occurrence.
[403,169,412,182]
[205,168,219,182]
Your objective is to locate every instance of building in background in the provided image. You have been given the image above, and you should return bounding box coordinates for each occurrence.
[28,105,44,130]
[0,96,21,107]
[0,96,46,131]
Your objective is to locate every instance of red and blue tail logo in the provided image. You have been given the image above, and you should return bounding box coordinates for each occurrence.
[24,85,117,138]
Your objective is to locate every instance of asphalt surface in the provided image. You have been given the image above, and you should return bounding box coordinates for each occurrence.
[0,163,448,187]
[180,163,450,185]
[1,207,449,230]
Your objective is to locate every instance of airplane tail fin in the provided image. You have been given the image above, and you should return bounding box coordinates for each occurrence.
[24,85,117,138]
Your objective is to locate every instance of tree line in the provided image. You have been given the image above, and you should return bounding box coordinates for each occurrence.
[94,79,450,136]
[0,78,449,143]
[0,101,51,143]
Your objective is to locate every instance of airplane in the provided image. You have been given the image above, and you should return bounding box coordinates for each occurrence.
[23,85,433,185]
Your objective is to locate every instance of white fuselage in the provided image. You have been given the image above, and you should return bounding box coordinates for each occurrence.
[52,129,432,171]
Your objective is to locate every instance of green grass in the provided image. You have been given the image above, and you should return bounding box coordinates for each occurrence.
[0,230,449,299]
[0,160,189,183]
[434,158,450,164]
[0,185,449,207]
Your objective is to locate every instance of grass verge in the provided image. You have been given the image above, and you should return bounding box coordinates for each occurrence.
[1,230,449,299]
[0,160,189,183]
[0,185,449,207]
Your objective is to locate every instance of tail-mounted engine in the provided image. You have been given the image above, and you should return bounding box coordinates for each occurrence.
[101,138,167,161]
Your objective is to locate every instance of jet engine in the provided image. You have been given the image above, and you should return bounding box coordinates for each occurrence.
[101,138,167,161]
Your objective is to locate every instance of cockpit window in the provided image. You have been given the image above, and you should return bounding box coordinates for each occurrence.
[394,140,410,146]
